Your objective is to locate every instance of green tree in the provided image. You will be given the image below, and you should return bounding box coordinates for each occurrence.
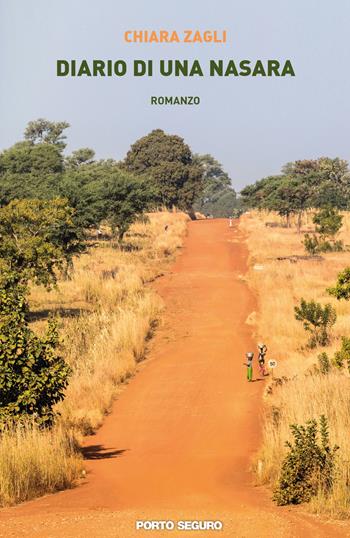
[59,160,117,227]
[313,206,343,236]
[0,142,64,205]
[0,199,85,287]
[294,299,336,347]
[327,267,350,300]
[0,141,63,176]
[0,271,70,426]
[60,161,153,236]
[333,337,350,372]
[267,176,310,230]
[318,352,331,374]
[193,154,238,217]
[273,416,338,505]
[24,119,70,149]
[65,148,95,169]
[124,129,203,211]
[103,172,154,241]
[304,207,344,255]
[241,157,350,223]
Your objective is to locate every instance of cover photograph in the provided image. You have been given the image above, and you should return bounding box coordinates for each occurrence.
[0,1,350,537]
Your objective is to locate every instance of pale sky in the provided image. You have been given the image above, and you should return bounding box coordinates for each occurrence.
[1,0,350,190]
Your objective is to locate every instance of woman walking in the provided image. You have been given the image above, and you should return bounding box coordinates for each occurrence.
[244,352,254,382]
[257,343,267,377]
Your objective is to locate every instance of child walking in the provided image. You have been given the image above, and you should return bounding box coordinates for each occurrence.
[257,343,267,377]
[244,352,254,382]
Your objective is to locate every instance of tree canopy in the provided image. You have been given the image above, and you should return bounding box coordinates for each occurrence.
[24,119,70,149]
[0,271,70,426]
[241,157,350,224]
[0,198,85,287]
[193,154,238,217]
[124,129,203,210]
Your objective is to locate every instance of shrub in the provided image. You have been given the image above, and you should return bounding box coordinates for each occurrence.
[318,352,330,374]
[303,234,343,255]
[303,233,319,255]
[294,298,336,348]
[273,416,338,505]
[327,267,350,300]
[0,272,71,426]
[303,208,344,255]
[333,337,350,372]
[313,207,343,237]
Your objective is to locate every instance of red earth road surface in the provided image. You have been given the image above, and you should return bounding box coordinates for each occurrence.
[1,219,348,537]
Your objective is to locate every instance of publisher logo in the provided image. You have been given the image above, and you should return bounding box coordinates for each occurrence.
[135,520,223,531]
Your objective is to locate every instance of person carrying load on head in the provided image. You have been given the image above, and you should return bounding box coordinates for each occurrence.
[257,343,267,377]
[244,352,254,382]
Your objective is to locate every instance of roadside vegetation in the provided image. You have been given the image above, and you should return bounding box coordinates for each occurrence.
[0,210,188,506]
[0,118,196,506]
[240,208,350,517]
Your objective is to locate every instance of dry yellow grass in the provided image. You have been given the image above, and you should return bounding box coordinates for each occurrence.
[240,210,350,517]
[0,211,189,506]
[0,422,82,506]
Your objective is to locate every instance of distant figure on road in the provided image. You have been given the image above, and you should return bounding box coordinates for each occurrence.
[244,352,254,382]
[229,217,233,227]
[257,343,267,377]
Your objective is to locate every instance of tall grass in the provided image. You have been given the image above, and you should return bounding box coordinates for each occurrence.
[0,422,82,506]
[241,210,350,518]
[0,211,189,506]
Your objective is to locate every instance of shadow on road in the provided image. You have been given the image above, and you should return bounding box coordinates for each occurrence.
[82,445,128,460]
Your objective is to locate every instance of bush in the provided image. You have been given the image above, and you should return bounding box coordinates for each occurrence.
[303,233,343,255]
[0,272,71,426]
[318,352,331,374]
[303,233,320,255]
[304,208,344,255]
[327,267,350,300]
[333,337,350,372]
[294,298,336,348]
[273,416,338,505]
[313,207,343,236]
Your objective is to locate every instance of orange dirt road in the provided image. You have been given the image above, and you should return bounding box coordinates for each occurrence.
[1,220,348,538]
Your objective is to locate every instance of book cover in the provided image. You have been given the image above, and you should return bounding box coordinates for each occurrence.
[0,1,349,537]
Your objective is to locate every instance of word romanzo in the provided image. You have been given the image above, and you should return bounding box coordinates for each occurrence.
[57,59,295,77]
[150,96,200,106]
[124,30,227,43]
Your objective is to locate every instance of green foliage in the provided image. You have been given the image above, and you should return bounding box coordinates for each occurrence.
[313,206,343,236]
[24,119,70,149]
[0,141,63,176]
[241,158,350,223]
[303,234,319,255]
[303,234,343,255]
[273,416,338,505]
[333,337,350,372]
[60,162,154,237]
[327,267,350,300]
[192,154,238,217]
[59,160,120,228]
[0,273,70,426]
[103,172,154,241]
[318,352,331,374]
[124,129,203,210]
[304,207,344,255]
[64,148,95,169]
[0,199,85,287]
[0,142,64,205]
[294,299,336,347]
